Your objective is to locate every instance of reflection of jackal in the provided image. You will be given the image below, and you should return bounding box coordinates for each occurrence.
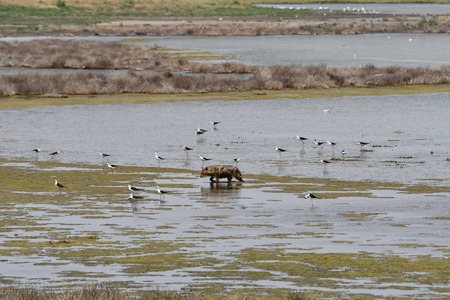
[201,165,244,183]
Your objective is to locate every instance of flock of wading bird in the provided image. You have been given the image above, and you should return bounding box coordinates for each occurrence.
[32,120,373,209]
[32,147,170,208]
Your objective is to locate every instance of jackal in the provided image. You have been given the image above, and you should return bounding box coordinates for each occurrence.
[200,165,244,183]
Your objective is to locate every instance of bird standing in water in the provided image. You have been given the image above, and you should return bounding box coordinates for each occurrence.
[54,179,66,195]
[304,193,319,208]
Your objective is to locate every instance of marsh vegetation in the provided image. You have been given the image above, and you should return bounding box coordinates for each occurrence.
[0,284,310,300]
[0,0,449,36]
[0,156,449,299]
[1,1,450,298]
[1,39,449,96]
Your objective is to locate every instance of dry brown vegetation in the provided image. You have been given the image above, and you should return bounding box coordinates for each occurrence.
[0,40,253,73]
[0,284,308,300]
[0,40,449,97]
[0,40,185,71]
[11,16,449,38]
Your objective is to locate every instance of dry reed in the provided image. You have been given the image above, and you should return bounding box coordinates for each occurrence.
[0,40,449,96]
[3,16,448,37]
[0,284,309,300]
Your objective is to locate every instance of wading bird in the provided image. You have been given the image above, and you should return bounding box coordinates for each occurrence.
[128,193,143,200]
[107,160,118,173]
[196,128,207,136]
[357,141,370,150]
[154,152,165,161]
[295,136,308,145]
[128,193,143,211]
[199,155,211,167]
[54,179,66,195]
[98,152,110,158]
[275,147,287,159]
[210,121,221,128]
[304,193,319,208]
[154,152,165,166]
[49,150,61,159]
[183,145,193,159]
[128,185,144,192]
[320,157,331,165]
[314,139,324,147]
[156,186,167,201]
[327,141,336,147]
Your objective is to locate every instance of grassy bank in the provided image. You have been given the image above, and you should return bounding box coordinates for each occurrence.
[0,0,449,36]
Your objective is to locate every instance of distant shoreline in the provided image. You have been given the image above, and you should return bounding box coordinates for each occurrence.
[1,13,449,37]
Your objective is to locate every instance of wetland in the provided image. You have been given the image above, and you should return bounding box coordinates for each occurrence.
[0,93,449,298]
[1,1,450,298]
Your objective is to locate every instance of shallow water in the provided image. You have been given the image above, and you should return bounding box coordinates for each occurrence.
[0,93,449,185]
[1,181,449,297]
[149,34,450,67]
[0,94,450,297]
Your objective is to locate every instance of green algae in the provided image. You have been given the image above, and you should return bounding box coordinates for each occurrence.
[234,248,450,287]
[1,84,450,110]
[1,156,450,297]
[338,212,386,221]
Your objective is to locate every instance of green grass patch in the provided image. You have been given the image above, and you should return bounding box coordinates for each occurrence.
[235,248,450,286]
[338,212,385,221]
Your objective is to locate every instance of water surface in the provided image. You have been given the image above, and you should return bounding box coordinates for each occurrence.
[0,93,449,185]
[149,34,450,67]
[1,94,449,297]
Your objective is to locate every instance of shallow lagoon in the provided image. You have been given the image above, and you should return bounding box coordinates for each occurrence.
[1,92,449,185]
[0,92,449,297]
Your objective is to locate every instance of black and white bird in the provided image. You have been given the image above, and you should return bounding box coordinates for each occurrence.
[295,136,308,144]
[54,179,66,195]
[320,157,331,165]
[98,152,110,158]
[128,193,143,200]
[233,157,241,166]
[275,147,287,159]
[154,152,165,161]
[128,185,144,192]
[304,193,319,208]
[341,150,346,157]
[127,193,143,211]
[183,145,193,158]
[106,160,118,173]
[327,141,337,147]
[210,121,221,128]
[33,149,42,160]
[196,128,208,136]
[156,186,167,201]
[357,141,370,149]
[199,155,211,167]
[49,150,61,159]
[314,139,324,147]
[154,152,165,166]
